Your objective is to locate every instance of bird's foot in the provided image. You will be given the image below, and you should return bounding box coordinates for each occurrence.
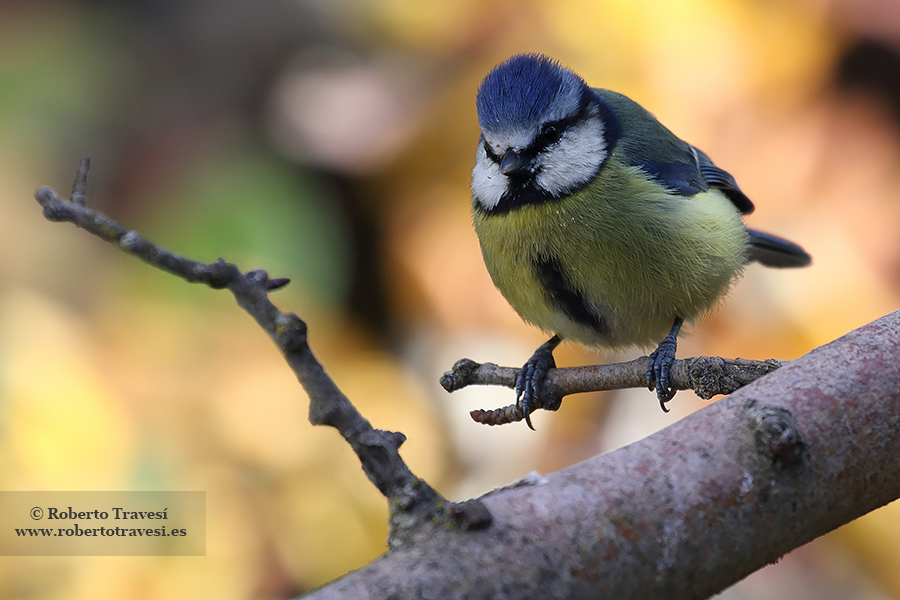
[647,318,684,412]
[516,335,562,430]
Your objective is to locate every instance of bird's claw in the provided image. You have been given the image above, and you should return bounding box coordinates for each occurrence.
[647,344,677,412]
[647,318,684,412]
[516,336,561,430]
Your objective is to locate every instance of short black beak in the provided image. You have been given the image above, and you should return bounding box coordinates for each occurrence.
[500,151,530,176]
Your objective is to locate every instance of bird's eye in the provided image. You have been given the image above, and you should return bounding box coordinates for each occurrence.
[537,123,562,147]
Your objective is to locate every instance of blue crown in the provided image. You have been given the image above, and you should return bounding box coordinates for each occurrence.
[476,54,586,133]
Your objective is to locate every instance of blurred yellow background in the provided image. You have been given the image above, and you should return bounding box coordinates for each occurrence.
[0,0,899,597]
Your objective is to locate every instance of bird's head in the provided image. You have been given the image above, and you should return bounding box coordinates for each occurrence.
[472,54,614,213]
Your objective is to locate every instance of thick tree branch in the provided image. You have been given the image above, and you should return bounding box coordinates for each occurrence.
[442,356,787,425]
[306,310,900,599]
[34,159,491,546]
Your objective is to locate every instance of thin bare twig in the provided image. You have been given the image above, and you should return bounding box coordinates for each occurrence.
[34,159,491,546]
[441,355,786,425]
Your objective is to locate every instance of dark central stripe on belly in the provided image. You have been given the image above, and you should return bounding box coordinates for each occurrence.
[533,256,611,337]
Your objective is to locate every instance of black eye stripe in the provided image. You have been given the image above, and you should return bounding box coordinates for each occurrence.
[535,123,561,147]
[481,94,597,165]
[532,103,592,152]
[483,140,501,163]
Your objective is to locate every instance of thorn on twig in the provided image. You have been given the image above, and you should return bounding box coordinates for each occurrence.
[267,277,291,291]
[70,157,91,206]
[235,269,289,292]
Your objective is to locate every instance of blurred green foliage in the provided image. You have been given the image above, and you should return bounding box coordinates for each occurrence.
[135,147,352,307]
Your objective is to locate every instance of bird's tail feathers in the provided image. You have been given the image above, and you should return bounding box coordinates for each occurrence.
[746,228,811,268]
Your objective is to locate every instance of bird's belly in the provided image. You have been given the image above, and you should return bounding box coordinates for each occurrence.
[472,189,748,349]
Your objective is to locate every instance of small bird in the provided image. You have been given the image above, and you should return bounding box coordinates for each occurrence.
[471,53,810,429]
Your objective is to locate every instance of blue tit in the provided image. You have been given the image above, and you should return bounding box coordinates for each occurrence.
[471,53,811,429]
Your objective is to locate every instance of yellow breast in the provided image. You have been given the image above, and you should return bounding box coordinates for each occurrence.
[472,163,748,348]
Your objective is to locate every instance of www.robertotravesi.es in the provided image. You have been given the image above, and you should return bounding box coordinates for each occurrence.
[17,506,187,538]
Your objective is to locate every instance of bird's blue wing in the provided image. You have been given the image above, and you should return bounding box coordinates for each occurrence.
[628,147,754,214]
[593,88,755,214]
[627,156,707,197]
[692,147,754,214]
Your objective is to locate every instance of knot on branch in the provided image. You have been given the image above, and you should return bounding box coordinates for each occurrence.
[440,358,483,392]
[389,490,493,548]
[688,356,739,399]
[689,357,786,400]
[202,259,242,289]
[745,400,807,470]
[352,429,411,498]
[442,499,493,531]
[273,313,308,353]
[35,186,72,221]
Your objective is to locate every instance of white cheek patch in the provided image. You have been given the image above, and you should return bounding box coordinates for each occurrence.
[471,144,508,210]
[471,106,608,208]
[535,115,607,197]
